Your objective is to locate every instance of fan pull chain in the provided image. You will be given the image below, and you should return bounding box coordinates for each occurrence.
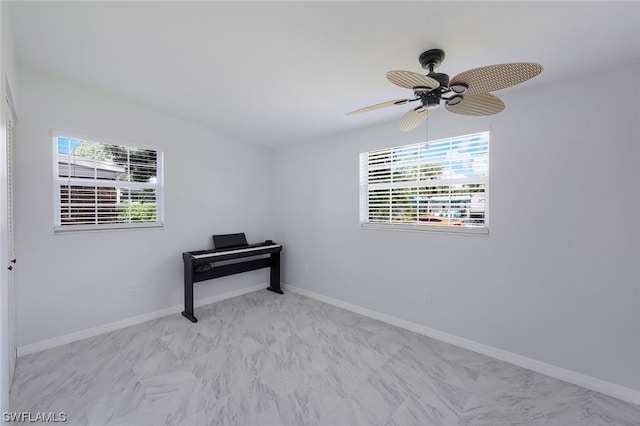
[425,115,429,146]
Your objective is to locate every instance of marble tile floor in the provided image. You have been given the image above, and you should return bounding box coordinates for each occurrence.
[10,290,640,425]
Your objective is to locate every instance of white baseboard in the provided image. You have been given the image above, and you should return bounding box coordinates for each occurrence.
[283,283,640,406]
[17,283,267,357]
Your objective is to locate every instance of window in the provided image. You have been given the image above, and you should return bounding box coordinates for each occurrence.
[359,131,489,234]
[53,134,164,232]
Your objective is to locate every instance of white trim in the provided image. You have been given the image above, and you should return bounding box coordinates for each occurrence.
[54,221,164,234]
[360,222,489,236]
[4,75,18,121]
[17,283,267,357]
[155,152,165,224]
[282,283,640,406]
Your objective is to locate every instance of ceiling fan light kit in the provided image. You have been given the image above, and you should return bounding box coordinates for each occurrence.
[450,83,468,94]
[347,48,543,132]
[446,95,463,106]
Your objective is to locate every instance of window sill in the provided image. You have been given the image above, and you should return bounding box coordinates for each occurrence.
[54,222,164,234]
[360,222,489,236]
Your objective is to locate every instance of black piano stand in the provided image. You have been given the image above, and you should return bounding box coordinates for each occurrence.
[182,251,282,323]
[181,311,198,323]
[266,256,284,295]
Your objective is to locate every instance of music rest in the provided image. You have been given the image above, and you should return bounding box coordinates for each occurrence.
[213,232,248,249]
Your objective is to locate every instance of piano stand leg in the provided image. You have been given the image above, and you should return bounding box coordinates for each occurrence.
[181,311,198,323]
[267,252,283,294]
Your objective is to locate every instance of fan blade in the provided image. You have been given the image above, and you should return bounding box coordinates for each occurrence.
[399,107,432,132]
[450,63,542,95]
[387,70,440,90]
[445,93,505,116]
[346,98,411,115]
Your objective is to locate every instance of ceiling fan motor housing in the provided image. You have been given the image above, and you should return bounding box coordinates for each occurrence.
[426,72,449,89]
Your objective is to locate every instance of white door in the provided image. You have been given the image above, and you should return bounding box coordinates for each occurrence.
[5,110,16,386]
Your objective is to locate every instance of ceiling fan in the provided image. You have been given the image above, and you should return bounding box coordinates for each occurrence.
[347,49,542,131]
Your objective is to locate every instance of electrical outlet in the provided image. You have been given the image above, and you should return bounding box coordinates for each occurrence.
[129,283,139,296]
[424,290,432,304]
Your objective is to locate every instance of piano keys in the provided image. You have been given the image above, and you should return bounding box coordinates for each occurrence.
[190,243,282,263]
[181,233,283,323]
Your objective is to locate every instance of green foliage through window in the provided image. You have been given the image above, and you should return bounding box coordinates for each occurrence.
[116,202,157,222]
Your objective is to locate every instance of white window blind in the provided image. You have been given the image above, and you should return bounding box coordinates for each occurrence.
[359,132,489,234]
[53,135,164,232]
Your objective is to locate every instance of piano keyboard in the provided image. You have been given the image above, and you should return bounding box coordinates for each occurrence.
[192,244,281,260]
[182,235,283,323]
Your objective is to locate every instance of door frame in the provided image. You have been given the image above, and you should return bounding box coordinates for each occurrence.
[3,75,18,388]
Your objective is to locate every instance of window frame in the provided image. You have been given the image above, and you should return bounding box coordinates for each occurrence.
[359,131,490,236]
[51,131,165,233]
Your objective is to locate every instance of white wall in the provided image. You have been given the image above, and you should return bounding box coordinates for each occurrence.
[273,64,640,391]
[14,65,275,347]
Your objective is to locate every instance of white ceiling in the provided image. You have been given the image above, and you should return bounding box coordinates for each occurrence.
[9,1,640,148]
